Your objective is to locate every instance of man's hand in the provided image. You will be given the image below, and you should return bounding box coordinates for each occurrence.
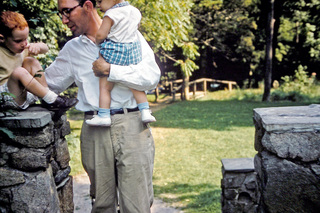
[92,56,110,77]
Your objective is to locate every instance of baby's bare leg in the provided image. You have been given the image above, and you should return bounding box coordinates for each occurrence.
[130,89,156,123]
[99,77,114,109]
[130,88,148,104]
[85,77,113,126]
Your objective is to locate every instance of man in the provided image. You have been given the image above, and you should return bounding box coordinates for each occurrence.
[45,0,160,212]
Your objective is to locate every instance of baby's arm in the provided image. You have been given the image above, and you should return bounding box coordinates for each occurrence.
[27,42,49,56]
[96,16,113,45]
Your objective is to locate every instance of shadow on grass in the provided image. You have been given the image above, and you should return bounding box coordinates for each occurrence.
[153,182,221,212]
[151,100,306,130]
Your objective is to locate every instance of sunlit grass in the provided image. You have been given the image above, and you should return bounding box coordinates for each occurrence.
[151,126,256,212]
[66,119,83,176]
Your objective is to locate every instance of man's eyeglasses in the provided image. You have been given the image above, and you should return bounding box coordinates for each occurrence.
[58,4,81,19]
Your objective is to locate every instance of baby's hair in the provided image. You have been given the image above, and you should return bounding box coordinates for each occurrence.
[0,11,28,37]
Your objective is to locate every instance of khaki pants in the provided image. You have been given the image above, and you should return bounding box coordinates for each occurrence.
[81,110,155,213]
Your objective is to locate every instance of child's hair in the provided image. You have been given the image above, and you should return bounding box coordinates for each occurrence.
[0,11,28,37]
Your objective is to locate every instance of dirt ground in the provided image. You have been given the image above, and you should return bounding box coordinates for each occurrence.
[73,173,183,213]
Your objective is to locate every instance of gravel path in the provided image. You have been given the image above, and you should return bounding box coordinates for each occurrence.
[73,173,183,213]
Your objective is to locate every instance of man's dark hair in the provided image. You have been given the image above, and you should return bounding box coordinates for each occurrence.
[78,0,96,7]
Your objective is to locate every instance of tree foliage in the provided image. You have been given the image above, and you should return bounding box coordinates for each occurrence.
[131,0,200,78]
[1,0,320,97]
[191,0,259,86]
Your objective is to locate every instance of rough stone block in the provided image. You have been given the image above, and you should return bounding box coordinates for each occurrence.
[10,124,54,148]
[258,151,320,213]
[9,166,60,213]
[58,177,74,213]
[55,138,71,169]
[253,104,320,132]
[10,147,52,171]
[262,131,320,162]
[0,111,51,129]
[0,167,25,187]
[222,158,255,173]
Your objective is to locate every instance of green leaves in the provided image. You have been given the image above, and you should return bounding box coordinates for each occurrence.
[175,58,199,77]
[131,0,199,77]
[0,127,15,139]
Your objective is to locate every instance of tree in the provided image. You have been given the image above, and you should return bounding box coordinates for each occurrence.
[262,0,275,102]
[261,0,320,100]
[191,0,259,87]
[131,0,200,100]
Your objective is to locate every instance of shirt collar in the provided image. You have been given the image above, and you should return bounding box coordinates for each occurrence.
[80,35,96,45]
[111,1,129,9]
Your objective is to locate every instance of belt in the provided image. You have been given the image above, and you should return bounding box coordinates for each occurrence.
[85,107,139,116]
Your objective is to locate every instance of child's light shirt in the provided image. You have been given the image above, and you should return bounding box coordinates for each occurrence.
[100,2,142,65]
[0,46,28,85]
[104,2,141,43]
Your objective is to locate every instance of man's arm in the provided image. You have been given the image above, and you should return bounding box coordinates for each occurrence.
[45,46,74,94]
[92,32,161,91]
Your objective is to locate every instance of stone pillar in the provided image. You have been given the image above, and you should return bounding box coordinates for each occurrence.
[253,104,320,213]
[221,158,258,213]
[0,106,74,213]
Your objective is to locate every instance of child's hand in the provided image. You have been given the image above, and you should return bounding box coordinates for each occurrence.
[26,43,41,56]
[26,42,49,56]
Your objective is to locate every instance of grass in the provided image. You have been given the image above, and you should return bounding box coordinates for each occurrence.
[66,89,316,212]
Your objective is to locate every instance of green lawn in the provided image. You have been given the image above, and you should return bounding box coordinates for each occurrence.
[67,89,313,212]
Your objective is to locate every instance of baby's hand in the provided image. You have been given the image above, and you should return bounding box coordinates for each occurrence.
[26,43,42,56]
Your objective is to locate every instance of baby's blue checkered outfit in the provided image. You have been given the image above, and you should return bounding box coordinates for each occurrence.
[100,2,142,66]
[100,39,142,66]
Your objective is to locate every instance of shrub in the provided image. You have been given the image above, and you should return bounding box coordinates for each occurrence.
[271,65,317,102]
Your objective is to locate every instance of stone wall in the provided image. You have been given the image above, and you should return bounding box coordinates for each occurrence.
[221,104,320,213]
[253,104,320,213]
[0,106,74,213]
[221,158,258,213]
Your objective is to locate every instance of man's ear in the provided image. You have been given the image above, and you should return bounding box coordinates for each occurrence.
[82,0,94,12]
[0,34,5,43]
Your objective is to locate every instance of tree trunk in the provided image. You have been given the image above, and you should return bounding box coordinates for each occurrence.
[262,0,275,102]
[181,76,189,100]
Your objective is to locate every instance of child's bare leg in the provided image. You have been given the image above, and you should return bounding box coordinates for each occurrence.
[85,77,113,126]
[7,57,77,108]
[131,89,156,123]
[22,57,48,87]
[7,67,52,105]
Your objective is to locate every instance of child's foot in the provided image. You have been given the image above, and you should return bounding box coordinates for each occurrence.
[141,109,156,123]
[41,96,78,121]
[86,115,111,127]
[42,96,78,110]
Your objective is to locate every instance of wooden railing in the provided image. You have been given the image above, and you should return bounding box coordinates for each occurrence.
[161,78,238,101]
